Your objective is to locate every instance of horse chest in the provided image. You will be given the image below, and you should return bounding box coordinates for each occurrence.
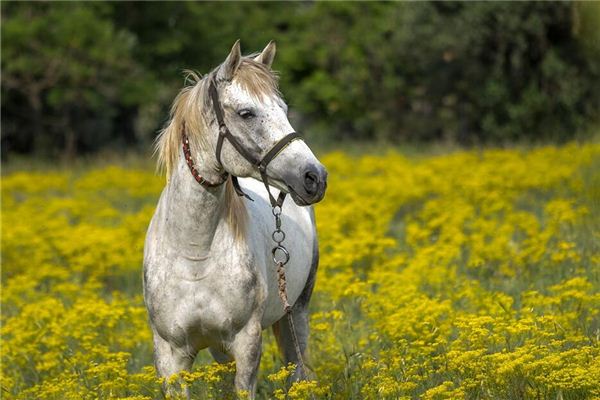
[147,254,265,344]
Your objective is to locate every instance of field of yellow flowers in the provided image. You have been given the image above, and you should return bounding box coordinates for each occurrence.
[2,143,599,399]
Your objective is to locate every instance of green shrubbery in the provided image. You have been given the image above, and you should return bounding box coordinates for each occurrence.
[2,2,599,157]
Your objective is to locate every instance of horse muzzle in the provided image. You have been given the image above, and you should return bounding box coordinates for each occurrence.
[286,162,328,206]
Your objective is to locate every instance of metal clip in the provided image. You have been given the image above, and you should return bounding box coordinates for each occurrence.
[272,245,290,265]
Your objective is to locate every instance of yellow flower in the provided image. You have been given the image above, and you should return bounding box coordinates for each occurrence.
[2,142,598,399]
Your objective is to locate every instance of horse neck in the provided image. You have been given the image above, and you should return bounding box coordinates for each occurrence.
[162,148,226,257]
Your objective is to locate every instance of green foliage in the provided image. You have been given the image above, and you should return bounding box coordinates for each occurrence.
[2,2,599,157]
[279,2,600,143]
[1,2,156,157]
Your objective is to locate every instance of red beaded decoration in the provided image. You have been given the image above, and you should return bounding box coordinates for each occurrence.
[181,128,227,188]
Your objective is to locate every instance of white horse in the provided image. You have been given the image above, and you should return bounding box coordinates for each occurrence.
[143,40,327,398]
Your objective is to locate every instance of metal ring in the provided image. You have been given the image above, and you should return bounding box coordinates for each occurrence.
[272,229,286,243]
[272,245,290,265]
[272,206,282,216]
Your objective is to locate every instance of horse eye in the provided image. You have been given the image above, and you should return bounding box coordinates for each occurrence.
[237,109,255,119]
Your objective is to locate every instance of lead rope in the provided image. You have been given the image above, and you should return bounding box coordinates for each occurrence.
[270,205,311,384]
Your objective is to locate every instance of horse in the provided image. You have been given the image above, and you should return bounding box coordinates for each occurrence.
[143,40,327,398]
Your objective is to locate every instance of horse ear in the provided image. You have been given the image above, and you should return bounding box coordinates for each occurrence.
[253,40,276,68]
[218,39,242,81]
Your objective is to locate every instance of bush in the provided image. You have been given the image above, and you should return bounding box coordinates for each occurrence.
[2,2,599,158]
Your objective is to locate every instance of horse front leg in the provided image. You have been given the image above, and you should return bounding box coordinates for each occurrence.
[229,316,263,398]
[152,330,195,399]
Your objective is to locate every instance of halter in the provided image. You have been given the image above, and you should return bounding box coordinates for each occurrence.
[211,78,302,207]
[181,78,301,207]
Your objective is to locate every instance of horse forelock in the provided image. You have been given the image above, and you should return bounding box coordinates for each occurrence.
[233,58,281,101]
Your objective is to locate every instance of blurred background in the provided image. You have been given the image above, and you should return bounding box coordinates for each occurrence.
[2,1,599,161]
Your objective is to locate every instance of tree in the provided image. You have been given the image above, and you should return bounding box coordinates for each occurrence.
[1,2,154,158]
[276,2,600,143]
[2,2,599,157]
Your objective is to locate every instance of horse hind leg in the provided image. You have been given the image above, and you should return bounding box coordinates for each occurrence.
[152,330,195,398]
[272,307,311,382]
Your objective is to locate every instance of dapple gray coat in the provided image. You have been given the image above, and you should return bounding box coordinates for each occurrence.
[143,41,327,398]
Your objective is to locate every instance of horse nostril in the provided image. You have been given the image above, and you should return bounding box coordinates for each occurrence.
[304,170,319,195]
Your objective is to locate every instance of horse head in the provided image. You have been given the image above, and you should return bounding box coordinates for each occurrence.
[209,40,327,206]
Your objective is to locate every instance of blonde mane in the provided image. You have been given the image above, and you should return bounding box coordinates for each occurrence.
[154,58,280,241]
